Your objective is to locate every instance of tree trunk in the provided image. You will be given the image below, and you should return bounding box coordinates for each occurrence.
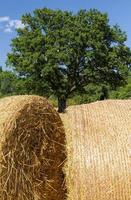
[58,97,67,113]
[100,86,109,100]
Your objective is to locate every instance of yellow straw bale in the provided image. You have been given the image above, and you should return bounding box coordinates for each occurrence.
[61,100,131,200]
[0,95,66,200]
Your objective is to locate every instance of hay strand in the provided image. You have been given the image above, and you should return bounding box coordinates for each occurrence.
[61,100,131,200]
[0,95,66,200]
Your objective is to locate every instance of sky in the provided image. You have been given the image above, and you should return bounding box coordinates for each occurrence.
[0,0,131,69]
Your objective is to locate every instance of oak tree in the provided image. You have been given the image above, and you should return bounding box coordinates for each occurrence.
[8,8,131,112]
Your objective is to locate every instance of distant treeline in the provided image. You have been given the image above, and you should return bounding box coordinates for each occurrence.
[0,67,130,106]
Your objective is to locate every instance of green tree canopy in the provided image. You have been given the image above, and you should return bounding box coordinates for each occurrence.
[7,8,131,112]
[0,68,28,96]
[110,75,131,99]
[0,70,16,95]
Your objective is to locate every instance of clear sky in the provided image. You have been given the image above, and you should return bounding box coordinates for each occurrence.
[0,0,131,68]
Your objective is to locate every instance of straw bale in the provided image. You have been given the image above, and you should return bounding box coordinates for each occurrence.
[0,95,66,200]
[61,100,131,200]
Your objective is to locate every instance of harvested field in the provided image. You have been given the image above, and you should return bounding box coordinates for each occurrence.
[0,95,66,200]
[61,100,131,200]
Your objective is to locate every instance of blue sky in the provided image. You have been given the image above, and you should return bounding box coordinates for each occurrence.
[1,0,131,69]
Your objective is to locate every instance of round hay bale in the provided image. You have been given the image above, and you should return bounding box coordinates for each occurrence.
[61,100,131,200]
[0,95,66,200]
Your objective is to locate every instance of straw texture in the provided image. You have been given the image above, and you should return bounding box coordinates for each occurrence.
[0,95,66,200]
[61,100,131,200]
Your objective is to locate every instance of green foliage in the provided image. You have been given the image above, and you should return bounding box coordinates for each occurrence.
[110,76,131,99]
[0,70,16,96]
[68,84,109,105]
[7,8,131,111]
[0,69,30,97]
[48,95,58,107]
